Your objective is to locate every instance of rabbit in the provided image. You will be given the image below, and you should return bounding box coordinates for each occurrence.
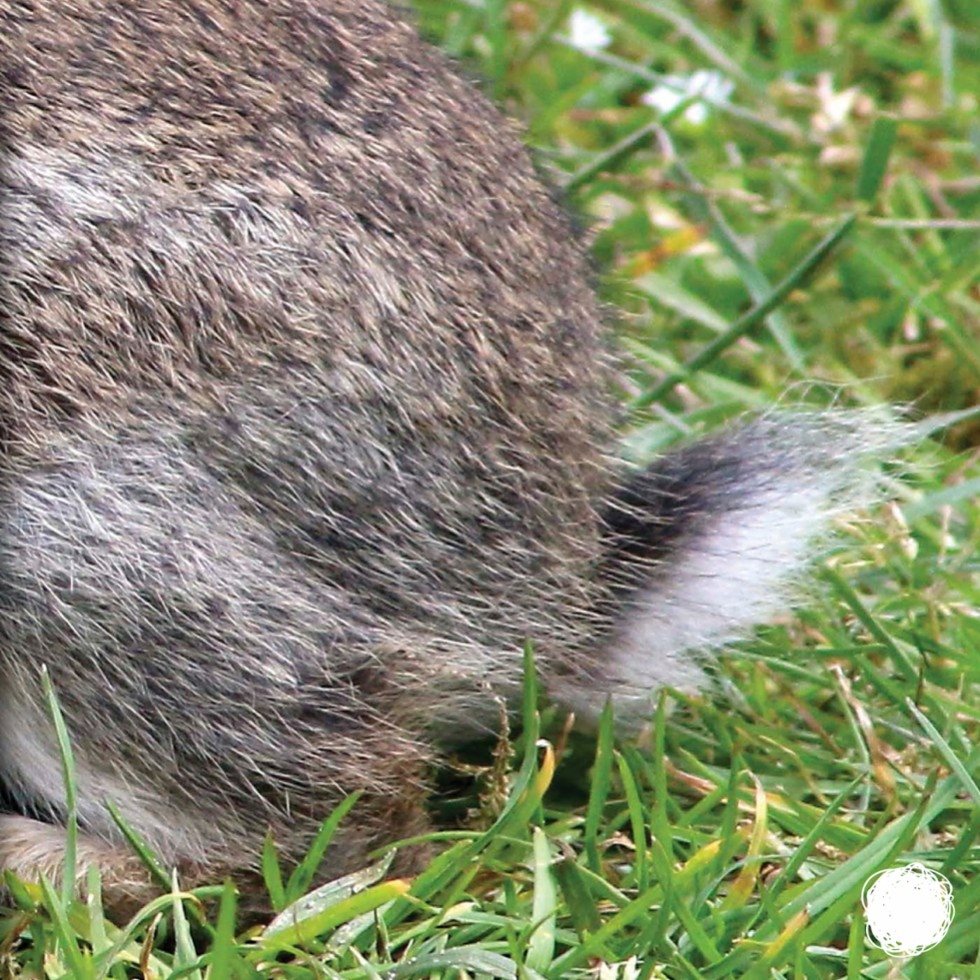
[0,0,903,920]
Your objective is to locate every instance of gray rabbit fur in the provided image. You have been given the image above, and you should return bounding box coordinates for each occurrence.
[0,0,900,918]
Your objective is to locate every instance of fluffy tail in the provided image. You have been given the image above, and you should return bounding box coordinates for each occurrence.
[562,410,909,725]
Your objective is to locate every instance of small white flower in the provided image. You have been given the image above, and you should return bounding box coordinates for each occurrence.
[568,9,611,54]
[641,77,686,117]
[642,69,734,125]
[813,72,859,132]
[597,957,643,980]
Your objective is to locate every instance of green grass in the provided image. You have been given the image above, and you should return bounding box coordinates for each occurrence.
[2,0,978,976]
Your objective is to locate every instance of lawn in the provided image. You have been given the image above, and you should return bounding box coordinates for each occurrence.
[2,0,978,977]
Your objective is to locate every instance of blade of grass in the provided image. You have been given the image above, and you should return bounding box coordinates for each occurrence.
[668,156,805,369]
[40,668,78,910]
[40,875,93,980]
[631,213,858,408]
[905,698,980,805]
[584,698,616,874]
[856,116,899,205]
[524,827,557,973]
[285,791,364,900]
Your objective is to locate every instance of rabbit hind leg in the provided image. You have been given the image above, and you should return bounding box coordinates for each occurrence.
[0,814,163,920]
